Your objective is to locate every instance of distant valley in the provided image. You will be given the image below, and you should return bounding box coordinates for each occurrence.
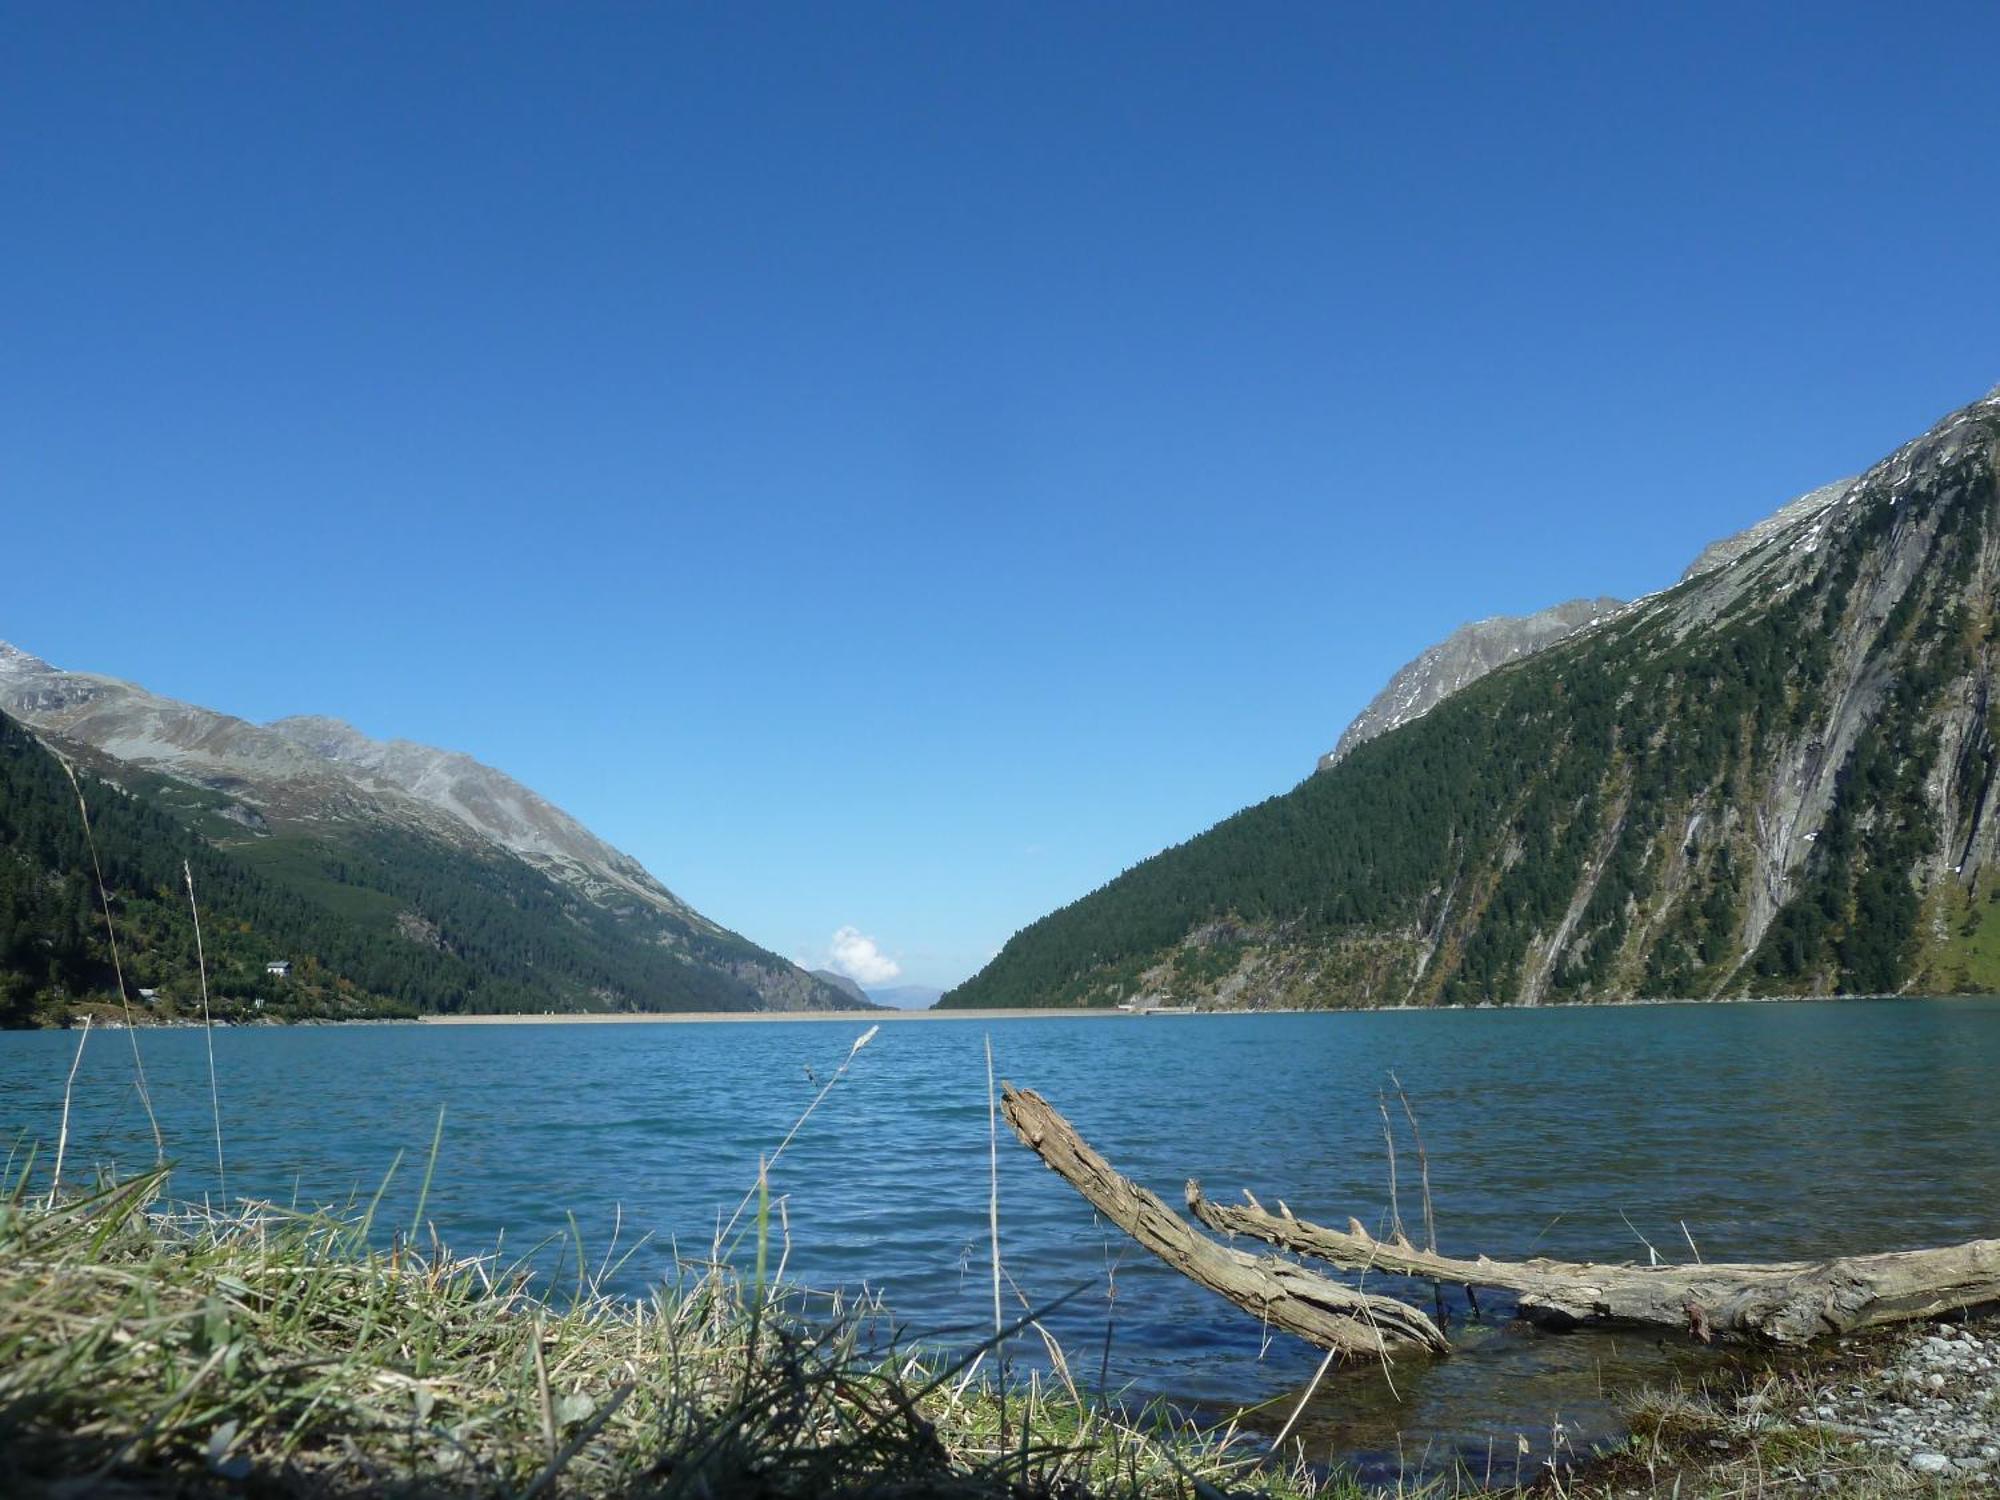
[807,970,941,1010]
[864,983,945,1010]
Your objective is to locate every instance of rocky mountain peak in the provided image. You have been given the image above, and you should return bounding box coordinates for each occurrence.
[1319,597,1624,770]
[1317,437,1942,774]
[0,641,52,674]
[260,713,689,912]
[0,638,852,1011]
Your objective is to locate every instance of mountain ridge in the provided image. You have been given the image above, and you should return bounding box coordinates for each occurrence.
[0,645,705,920]
[0,644,851,1018]
[1318,473,1865,774]
[1319,597,1625,770]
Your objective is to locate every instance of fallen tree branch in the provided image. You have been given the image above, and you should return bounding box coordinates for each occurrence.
[1185,1185,2000,1344]
[999,1086,1449,1358]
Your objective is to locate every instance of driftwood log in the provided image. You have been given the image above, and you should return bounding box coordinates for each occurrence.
[1006,1084,2000,1355]
[1000,1086,1449,1356]
[1188,1184,2000,1344]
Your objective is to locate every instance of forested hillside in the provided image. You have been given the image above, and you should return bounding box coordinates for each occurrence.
[1,710,400,1025]
[943,387,2000,1010]
[0,710,846,1025]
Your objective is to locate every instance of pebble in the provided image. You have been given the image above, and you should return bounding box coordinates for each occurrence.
[1757,1316,2000,1484]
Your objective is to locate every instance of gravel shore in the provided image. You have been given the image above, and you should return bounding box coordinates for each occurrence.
[1740,1314,2000,1487]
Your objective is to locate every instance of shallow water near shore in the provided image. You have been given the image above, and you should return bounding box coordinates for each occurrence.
[4,997,1997,1478]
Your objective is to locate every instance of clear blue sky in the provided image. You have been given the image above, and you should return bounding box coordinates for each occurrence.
[5,4,1997,989]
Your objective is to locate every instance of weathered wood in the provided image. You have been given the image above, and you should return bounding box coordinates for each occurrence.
[999,1086,1449,1358]
[1008,1084,2000,1351]
[1185,1185,2000,1344]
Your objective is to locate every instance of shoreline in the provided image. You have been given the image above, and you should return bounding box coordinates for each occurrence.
[9,1181,1994,1497]
[420,992,1984,1026]
[416,1005,1135,1026]
[18,990,1989,1031]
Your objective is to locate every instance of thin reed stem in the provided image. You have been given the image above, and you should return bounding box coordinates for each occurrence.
[1390,1071,1436,1254]
[51,1014,93,1198]
[716,1023,877,1255]
[1620,1208,1663,1266]
[1269,1342,1338,1455]
[409,1105,446,1242]
[1680,1219,1704,1264]
[1376,1090,1403,1241]
[985,1033,1002,1339]
[59,758,162,1162]
[985,1035,1008,1463]
[185,860,226,1201]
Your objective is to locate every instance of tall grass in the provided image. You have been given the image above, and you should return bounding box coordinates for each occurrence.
[0,1160,1335,1498]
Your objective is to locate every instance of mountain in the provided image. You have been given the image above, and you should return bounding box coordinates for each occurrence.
[865,983,945,1010]
[809,969,876,1007]
[1678,478,1858,583]
[943,384,2000,1010]
[0,647,851,1020]
[1316,482,1864,775]
[1318,598,1625,770]
[2,705,468,1026]
[0,646,703,921]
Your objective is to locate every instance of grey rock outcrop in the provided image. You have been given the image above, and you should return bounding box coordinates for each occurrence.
[1678,477,1858,583]
[0,650,700,921]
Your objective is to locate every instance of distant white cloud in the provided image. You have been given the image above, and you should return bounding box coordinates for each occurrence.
[826,926,902,985]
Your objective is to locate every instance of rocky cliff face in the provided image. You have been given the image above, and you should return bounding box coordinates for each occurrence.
[947,384,2000,1011]
[0,647,845,1012]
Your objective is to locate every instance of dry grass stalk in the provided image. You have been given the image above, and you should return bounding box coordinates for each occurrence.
[57,756,163,1162]
[184,859,227,1202]
[1376,1090,1404,1243]
[49,1013,92,1198]
[715,1022,878,1257]
[1388,1071,1436,1255]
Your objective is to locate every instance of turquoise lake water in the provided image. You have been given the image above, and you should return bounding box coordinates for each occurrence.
[3,999,1997,1478]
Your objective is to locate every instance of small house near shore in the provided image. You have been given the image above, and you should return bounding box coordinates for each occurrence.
[265,960,292,979]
